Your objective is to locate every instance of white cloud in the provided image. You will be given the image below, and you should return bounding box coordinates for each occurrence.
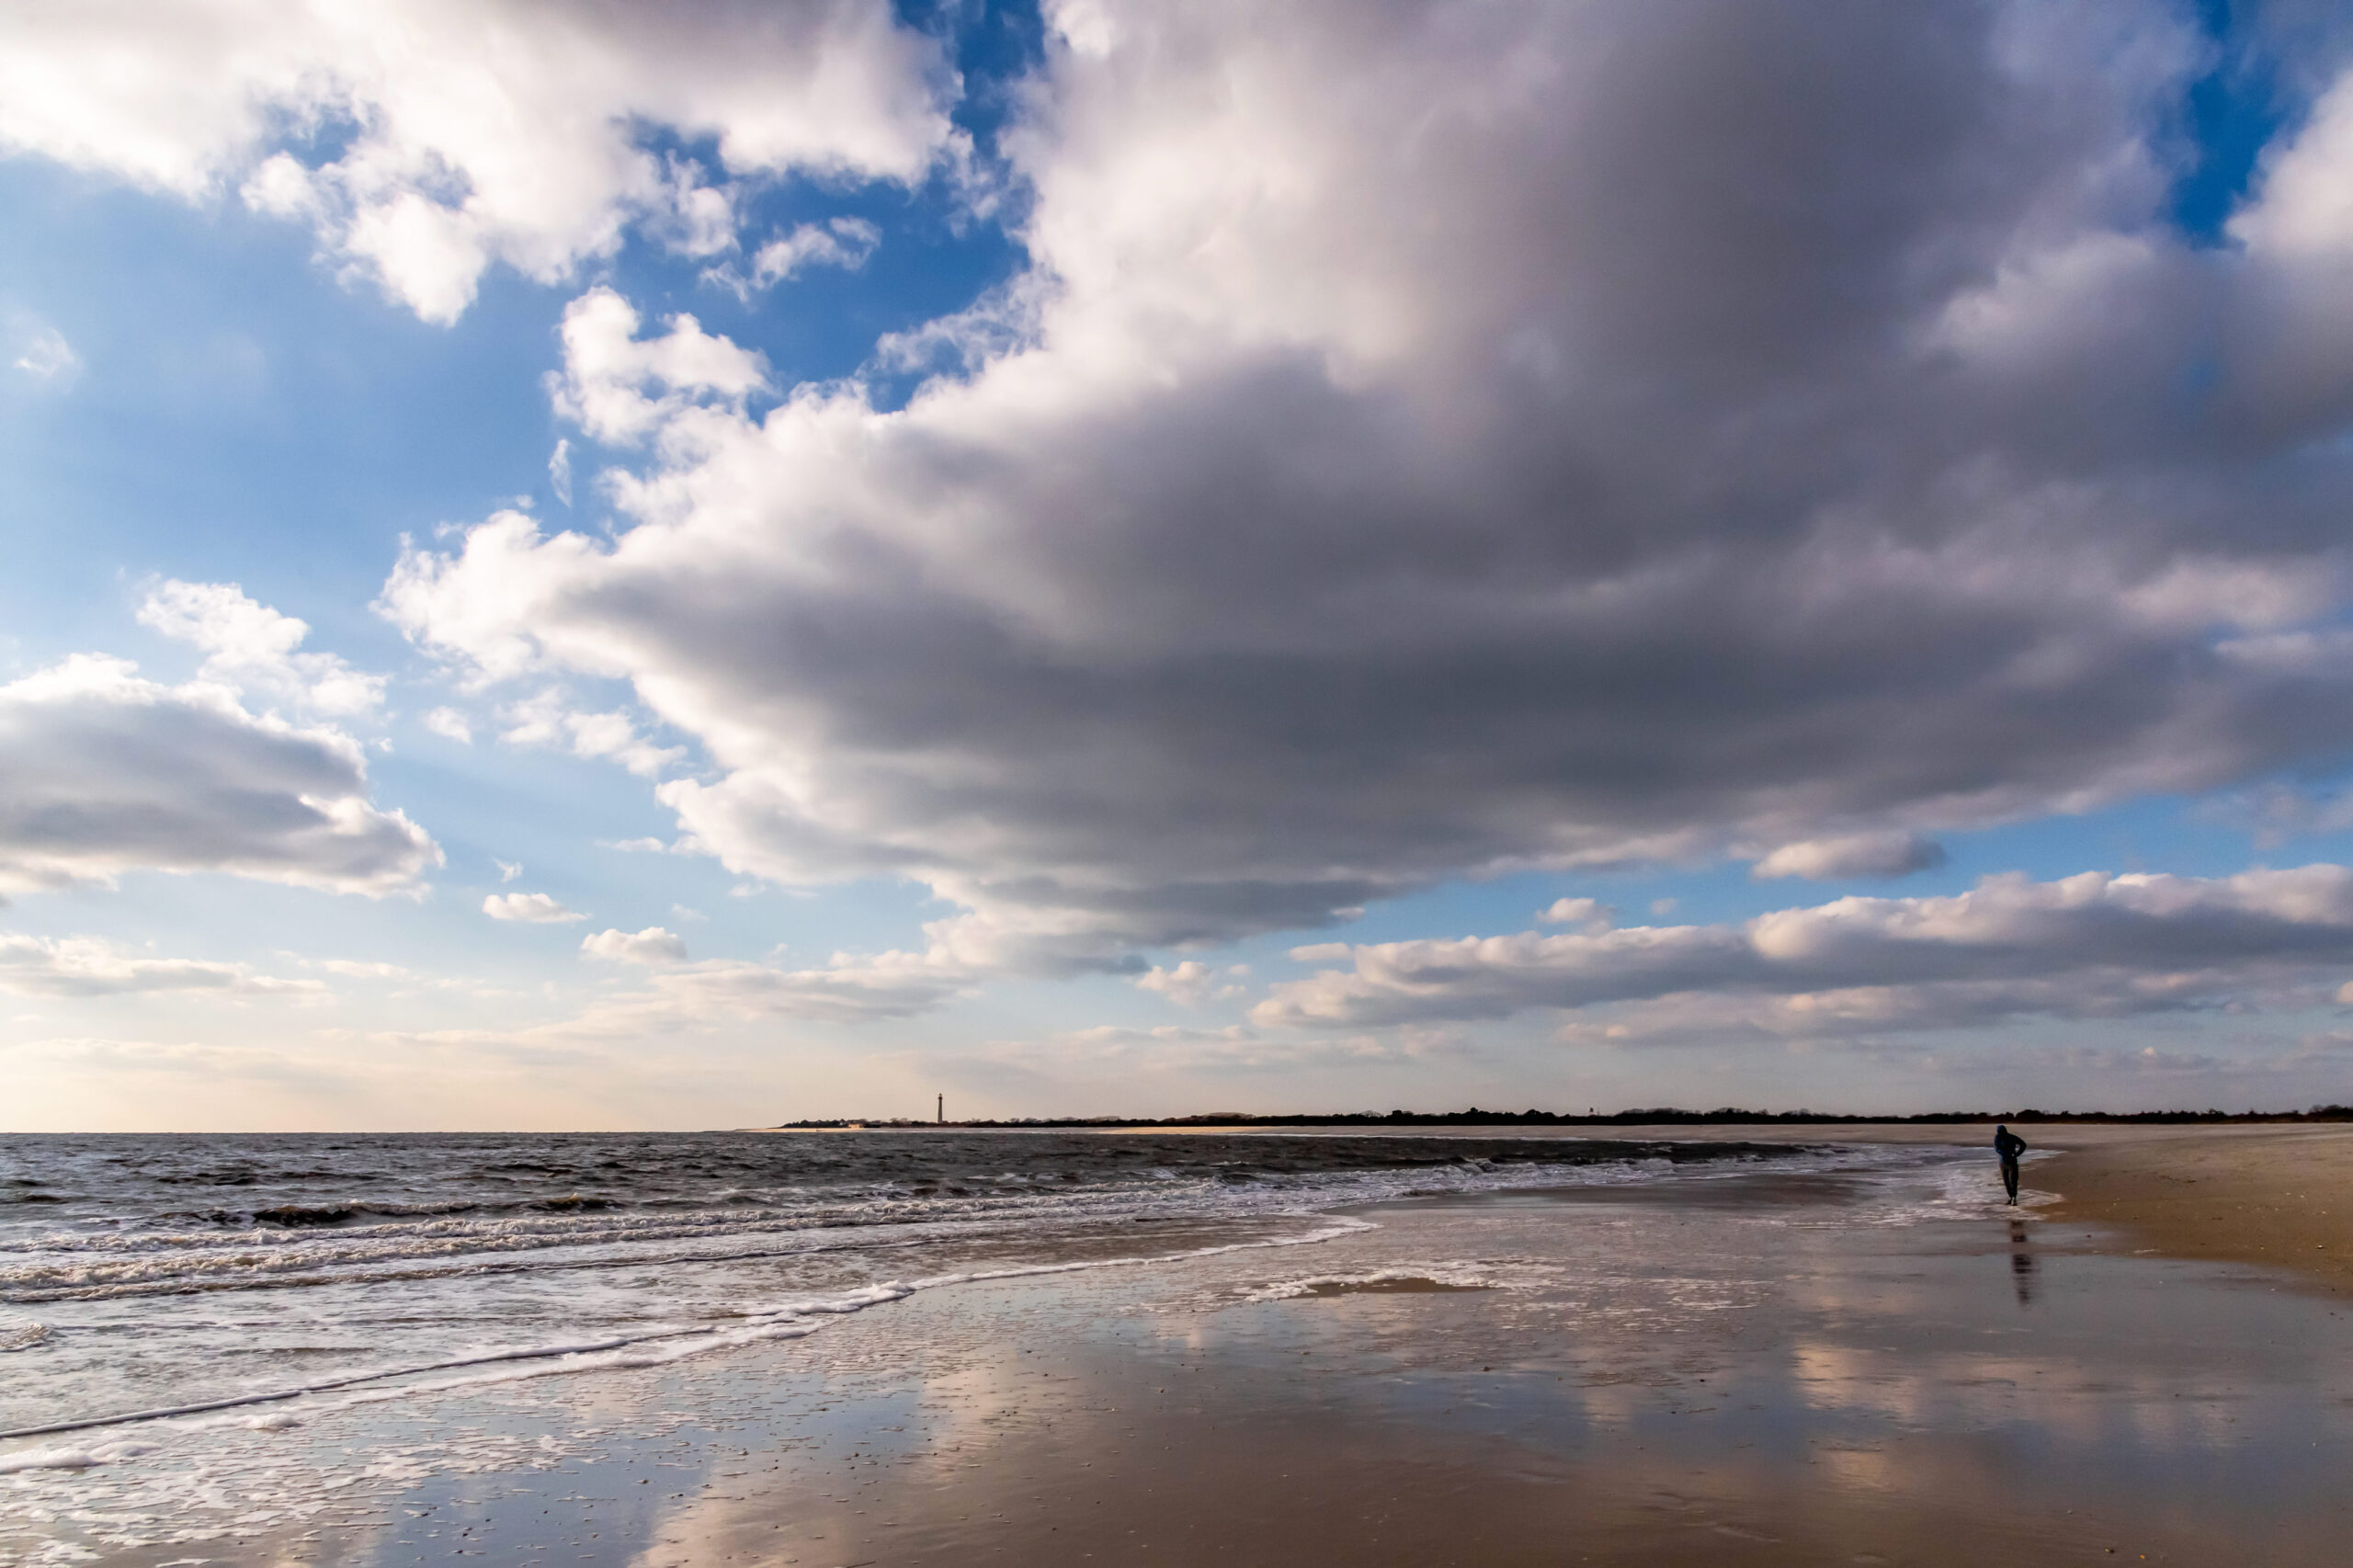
[497,688,684,778]
[138,579,384,715]
[1134,959,1215,1006]
[647,155,739,259]
[548,437,574,507]
[545,286,771,446]
[633,952,972,1024]
[494,859,523,883]
[1537,897,1613,929]
[0,933,321,998]
[12,325,75,380]
[1257,864,2353,1037]
[671,903,709,923]
[380,3,2353,984]
[438,945,971,1036]
[955,1020,1444,1078]
[422,707,473,744]
[313,958,408,979]
[706,217,881,297]
[483,892,585,924]
[2206,782,2353,848]
[0,654,437,898]
[581,926,689,966]
[0,1,958,324]
[1752,832,1947,881]
[756,216,881,282]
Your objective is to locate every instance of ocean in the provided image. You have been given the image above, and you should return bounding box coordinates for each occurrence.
[0,1129,2000,1562]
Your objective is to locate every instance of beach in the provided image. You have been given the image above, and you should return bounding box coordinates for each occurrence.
[5,1127,2350,1565]
[1309,1119,2353,1289]
[2034,1125,2353,1291]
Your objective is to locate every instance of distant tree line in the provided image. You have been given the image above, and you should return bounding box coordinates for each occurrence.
[772,1104,2353,1130]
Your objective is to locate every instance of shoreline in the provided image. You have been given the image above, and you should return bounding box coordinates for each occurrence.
[12,1136,2353,1566]
[1090,1119,2353,1293]
[1537,1119,2353,1294]
[760,1117,2353,1294]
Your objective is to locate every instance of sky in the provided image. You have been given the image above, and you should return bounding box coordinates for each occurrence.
[7,0,2353,1131]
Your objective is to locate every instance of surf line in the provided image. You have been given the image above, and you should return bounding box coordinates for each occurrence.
[0,1216,1371,1445]
[0,1304,881,1444]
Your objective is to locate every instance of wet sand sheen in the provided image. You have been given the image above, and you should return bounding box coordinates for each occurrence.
[259,1159,2353,1566]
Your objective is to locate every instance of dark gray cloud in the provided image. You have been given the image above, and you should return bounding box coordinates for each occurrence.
[385,0,2353,973]
[0,656,439,897]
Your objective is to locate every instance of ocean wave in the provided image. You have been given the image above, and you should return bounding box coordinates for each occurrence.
[0,1150,1751,1305]
[0,1438,158,1474]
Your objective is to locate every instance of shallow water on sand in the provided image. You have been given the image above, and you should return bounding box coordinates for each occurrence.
[8,1137,2347,1564]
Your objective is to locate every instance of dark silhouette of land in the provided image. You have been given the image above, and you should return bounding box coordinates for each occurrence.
[774,1103,2353,1130]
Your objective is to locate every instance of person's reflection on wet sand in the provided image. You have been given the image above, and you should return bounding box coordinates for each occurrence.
[2007,1218,2035,1305]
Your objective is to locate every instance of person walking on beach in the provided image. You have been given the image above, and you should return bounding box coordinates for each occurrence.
[1993,1123,2027,1206]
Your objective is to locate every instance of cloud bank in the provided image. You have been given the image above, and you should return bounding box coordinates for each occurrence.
[1258,865,2353,1042]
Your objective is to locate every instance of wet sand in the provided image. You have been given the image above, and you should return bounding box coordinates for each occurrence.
[491,1172,2353,1565]
[2030,1124,2353,1292]
[19,1142,2353,1567]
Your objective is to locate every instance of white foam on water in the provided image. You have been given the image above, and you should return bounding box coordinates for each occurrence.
[1816,1145,2061,1228]
[0,1440,158,1475]
[0,1219,1374,1454]
[0,1153,1663,1303]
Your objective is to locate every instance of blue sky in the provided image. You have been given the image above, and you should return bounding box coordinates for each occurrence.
[7,0,2353,1130]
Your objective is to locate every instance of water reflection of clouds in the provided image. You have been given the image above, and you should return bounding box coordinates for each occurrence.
[662,1190,2353,1568]
[1784,1342,2151,1440]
